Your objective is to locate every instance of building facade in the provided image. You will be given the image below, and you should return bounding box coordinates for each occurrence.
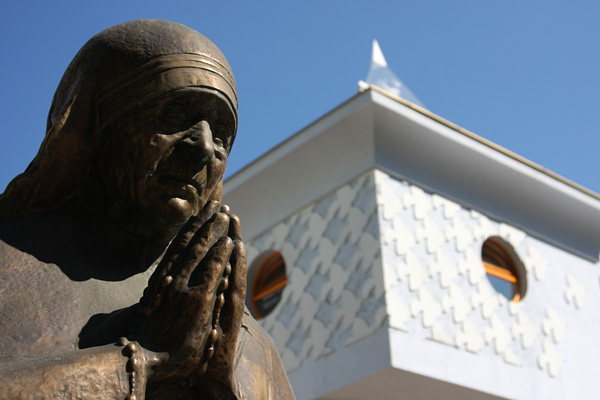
[223,84,600,399]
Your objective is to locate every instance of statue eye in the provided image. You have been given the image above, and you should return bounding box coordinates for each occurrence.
[213,137,225,149]
[212,123,232,152]
[159,102,192,131]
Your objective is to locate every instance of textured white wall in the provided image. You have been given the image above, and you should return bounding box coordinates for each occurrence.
[376,169,600,399]
[244,168,600,399]
[245,171,386,375]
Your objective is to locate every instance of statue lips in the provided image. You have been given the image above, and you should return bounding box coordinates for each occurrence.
[157,175,204,203]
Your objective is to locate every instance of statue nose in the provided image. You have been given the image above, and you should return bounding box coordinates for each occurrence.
[176,120,214,167]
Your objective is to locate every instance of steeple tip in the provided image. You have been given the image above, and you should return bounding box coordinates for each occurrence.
[371,39,387,67]
[360,39,426,109]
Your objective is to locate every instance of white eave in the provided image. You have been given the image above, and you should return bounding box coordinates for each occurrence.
[224,86,600,262]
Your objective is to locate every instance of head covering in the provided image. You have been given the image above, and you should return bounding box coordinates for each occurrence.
[0,19,237,216]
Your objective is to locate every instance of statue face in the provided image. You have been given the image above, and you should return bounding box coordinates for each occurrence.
[94,85,236,237]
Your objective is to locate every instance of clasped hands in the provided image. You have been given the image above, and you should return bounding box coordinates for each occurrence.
[136,200,246,389]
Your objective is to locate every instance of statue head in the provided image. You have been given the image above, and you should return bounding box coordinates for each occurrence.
[0,20,238,240]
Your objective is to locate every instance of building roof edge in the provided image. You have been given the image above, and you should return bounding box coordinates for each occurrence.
[366,84,600,202]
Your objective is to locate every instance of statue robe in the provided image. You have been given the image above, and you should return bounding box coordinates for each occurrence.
[0,236,294,399]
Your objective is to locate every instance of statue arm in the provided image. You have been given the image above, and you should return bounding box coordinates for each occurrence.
[0,335,295,400]
[0,343,156,400]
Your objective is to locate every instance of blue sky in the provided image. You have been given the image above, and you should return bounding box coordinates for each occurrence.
[1,1,599,196]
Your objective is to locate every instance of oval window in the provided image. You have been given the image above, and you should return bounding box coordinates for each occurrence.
[250,251,288,319]
[481,237,526,302]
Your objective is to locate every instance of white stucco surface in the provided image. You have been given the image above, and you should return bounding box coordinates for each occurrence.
[244,172,386,377]
[242,169,600,399]
[376,169,600,399]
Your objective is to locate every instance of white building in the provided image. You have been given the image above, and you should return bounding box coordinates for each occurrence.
[223,43,600,400]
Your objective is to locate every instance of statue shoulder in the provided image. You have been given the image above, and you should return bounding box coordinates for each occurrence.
[0,238,89,359]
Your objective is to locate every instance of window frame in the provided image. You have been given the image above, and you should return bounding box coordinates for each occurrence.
[250,251,288,319]
[481,236,527,302]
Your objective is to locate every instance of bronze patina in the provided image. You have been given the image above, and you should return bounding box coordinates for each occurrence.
[0,19,294,399]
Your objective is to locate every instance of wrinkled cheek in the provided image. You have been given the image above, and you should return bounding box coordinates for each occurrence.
[199,157,226,206]
[134,139,166,205]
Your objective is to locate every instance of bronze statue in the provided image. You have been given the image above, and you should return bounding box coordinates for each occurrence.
[0,19,294,399]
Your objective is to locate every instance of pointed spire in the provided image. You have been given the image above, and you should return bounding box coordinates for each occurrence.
[371,39,388,67]
[359,39,426,109]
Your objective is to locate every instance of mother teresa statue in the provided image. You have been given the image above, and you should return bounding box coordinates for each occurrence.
[0,20,294,399]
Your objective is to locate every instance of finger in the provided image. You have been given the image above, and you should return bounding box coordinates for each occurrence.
[162,200,221,266]
[227,212,242,242]
[157,238,233,352]
[206,239,246,377]
[219,240,247,335]
[147,200,221,290]
[168,211,229,287]
[187,236,233,290]
[142,201,221,311]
